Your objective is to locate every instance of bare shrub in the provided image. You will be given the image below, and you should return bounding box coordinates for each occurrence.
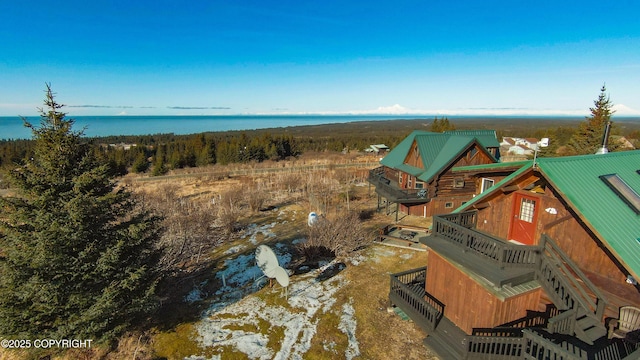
[296,211,372,262]
[243,179,268,212]
[216,188,244,234]
[305,171,339,213]
[137,184,219,272]
[277,172,303,193]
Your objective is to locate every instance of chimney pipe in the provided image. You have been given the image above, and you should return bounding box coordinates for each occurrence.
[595,121,611,155]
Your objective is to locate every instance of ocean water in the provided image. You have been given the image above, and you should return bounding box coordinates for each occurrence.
[0,115,434,140]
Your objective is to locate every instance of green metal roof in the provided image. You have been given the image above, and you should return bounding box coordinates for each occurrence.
[444,130,500,148]
[417,136,476,183]
[536,151,640,282]
[453,160,530,172]
[379,130,430,169]
[380,130,499,183]
[455,151,640,281]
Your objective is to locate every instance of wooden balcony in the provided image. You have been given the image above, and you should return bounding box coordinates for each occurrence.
[388,211,640,358]
[390,266,640,360]
[368,166,429,204]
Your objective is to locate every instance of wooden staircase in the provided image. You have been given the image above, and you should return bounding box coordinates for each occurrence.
[537,235,608,345]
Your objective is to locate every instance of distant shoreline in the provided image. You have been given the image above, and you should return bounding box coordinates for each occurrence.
[2,115,640,140]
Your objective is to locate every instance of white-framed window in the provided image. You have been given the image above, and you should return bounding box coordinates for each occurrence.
[415,181,424,189]
[398,172,403,184]
[481,178,495,193]
[453,178,465,188]
[519,198,536,223]
[445,202,454,208]
[408,176,412,188]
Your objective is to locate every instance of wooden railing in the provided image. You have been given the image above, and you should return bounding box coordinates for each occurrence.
[433,212,606,321]
[389,267,443,332]
[538,235,607,320]
[390,265,631,359]
[389,213,619,358]
[368,166,429,202]
[522,329,588,360]
[438,211,478,228]
[546,308,577,335]
[466,331,525,359]
[432,213,541,269]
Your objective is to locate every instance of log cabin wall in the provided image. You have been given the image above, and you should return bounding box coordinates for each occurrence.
[474,187,625,283]
[539,188,625,282]
[426,251,542,334]
[403,140,424,168]
[431,196,471,216]
[474,190,515,239]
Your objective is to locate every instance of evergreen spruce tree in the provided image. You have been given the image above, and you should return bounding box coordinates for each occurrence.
[152,145,168,176]
[430,116,456,132]
[0,85,161,342]
[567,85,619,155]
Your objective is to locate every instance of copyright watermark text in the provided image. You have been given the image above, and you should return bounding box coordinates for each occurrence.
[1,338,92,349]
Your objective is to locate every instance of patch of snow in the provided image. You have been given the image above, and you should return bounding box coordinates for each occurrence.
[185,288,205,304]
[400,253,414,260]
[338,300,360,360]
[323,340,337,353]
[371,246,397,263]
[224,244,245,255]
[291,238,306,245]
[242,222,277,245]
[194,259,349,359]
[185,280,209,304]
[348,254,367,266]
[215,244,292,296]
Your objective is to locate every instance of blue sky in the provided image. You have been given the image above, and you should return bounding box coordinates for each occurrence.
[1,1,639,116]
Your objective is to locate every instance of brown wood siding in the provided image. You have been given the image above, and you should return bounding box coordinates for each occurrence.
[403,140,424,168]
[431,197,470,215]
[475,190,515,239]
[475,186,628,284]
[540,191,625,282]
[426,251,542,334]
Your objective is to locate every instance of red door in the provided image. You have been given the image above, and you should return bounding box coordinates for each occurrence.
[508,193,538,245]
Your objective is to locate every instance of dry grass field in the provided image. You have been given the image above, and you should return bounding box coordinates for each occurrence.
[1,152,440,360]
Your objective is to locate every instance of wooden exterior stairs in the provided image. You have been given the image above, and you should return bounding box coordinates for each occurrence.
[388,211,639,359]
[537,235,608,345]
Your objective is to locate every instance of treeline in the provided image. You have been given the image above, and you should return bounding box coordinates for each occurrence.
[0,131,301,178]
[0,124,410,178]
[3,116,640,180]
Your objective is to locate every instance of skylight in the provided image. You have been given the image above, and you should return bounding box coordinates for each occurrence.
[600,174,640,215]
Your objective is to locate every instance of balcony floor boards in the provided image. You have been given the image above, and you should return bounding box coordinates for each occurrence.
[423,234,537,289]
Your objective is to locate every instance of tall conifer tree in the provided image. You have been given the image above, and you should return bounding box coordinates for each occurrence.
[0,85,161,341]
[567,85,619,154]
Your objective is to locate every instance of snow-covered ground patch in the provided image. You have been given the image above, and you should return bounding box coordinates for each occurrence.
[241,222,277,245]
[348,253,367,266]
[193,260,349,359]
[371,246,397,263]
[339,300,360,360]
[400,252,414,260]
[223,244,246,255]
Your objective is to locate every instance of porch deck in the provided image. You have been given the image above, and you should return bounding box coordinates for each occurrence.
[375,224,429,251]
[422,232,537,287]
[368,166,430,204]
[388,211,640,359]
[389,267,640,360]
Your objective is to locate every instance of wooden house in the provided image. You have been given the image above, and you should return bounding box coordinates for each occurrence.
[389,150,640,359]
[368,130,523,219]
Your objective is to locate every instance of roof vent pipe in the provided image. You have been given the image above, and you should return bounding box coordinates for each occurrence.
[595,121,612,155]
